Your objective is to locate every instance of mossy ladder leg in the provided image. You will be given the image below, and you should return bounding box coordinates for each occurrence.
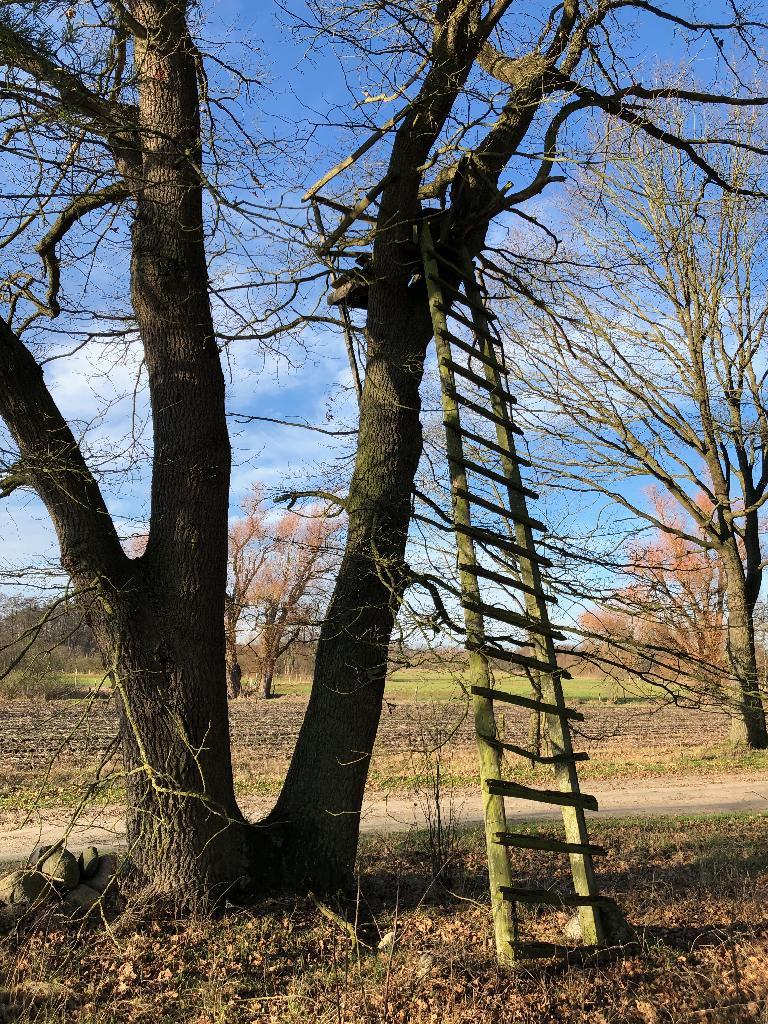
[421,222,516,966]
[419,222,608,964]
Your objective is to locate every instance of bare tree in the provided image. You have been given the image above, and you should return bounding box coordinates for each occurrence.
[224,488,341,700]
[248,507,341,699]
[498,113,768,746]
[577,489,730,707]
[225,489,270,700]
[272,2,768,888]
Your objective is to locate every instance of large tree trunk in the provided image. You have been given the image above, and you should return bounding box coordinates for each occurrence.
[107,2,251,894]
[264,18,522,892]
[269,193,434,889]
[721,548,768,749]
[101,592,250,895]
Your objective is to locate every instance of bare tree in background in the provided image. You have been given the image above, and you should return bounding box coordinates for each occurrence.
[225,490,270,700]
[497,113,768,746]
[248,507,341,699]
[578,489,730,707]
[225,488,341,699]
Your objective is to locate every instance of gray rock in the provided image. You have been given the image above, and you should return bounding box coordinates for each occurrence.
[79,847,100,881]
[0,870,21,905]
[89,854,116,895]
[0,870,54,906]
[563,912,582,942]
[30,844,53,867]
[15,871,54,906]
[40,848,80,891]
[65,884,101,911]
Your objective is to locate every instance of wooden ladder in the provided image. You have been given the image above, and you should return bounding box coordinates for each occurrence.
[420,222,610,965]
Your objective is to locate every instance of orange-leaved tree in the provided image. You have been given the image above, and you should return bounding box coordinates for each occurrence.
[226,488,342,698]
[225,489,271,698]
[579,489,729,706]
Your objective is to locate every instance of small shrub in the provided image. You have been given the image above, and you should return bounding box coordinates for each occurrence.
[409,702,465,892]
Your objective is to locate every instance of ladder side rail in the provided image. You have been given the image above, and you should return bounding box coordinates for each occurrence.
[461,253,605,946]
[421,223,516,965]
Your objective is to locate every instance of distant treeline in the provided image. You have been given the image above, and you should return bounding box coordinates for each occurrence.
[0,594,100,677]
[0,592,611,684]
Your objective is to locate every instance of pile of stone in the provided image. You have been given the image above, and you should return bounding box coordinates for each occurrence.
[0,844,115,917]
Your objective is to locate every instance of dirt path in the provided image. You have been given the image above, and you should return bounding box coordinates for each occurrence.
[1,774,766,866]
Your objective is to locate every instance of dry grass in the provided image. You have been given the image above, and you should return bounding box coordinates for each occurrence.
[2,814,768,1023]
[5,695,764,816]
[4,741,768,820]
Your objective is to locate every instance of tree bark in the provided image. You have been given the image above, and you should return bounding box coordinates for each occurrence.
[269,208,434,888]
[721,548,768,749]
[267,85,495,890]
[102,591,250,895]
[260,664,275,699]
[227,654,243,700]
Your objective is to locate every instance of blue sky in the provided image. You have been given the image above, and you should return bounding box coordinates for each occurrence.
[0,0,763,594]
[0,0,364,586]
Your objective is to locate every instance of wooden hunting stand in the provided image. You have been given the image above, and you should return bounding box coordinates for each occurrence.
[303,137,619,965]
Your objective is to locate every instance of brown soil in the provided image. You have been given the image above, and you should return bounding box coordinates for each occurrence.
[0,695,733,774]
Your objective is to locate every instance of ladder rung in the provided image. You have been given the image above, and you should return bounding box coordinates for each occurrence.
[449,453,535,495]
[494,831,605,856]
[486,779,598,811]
[463,596,559,635]
[440,331,510,377]
[471,686,581,719]
[463,563,556,603]
[500,887,610,908]
[444,387,525,436]
[428,275,494,320]
[435,302,497,339]
[457,528,553,566]
[463,597,562,639]
[481,736,589,764]
[453,484,543,529]
[469,642,571,677]
[445,424,531,468]
[440,357,516,406]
